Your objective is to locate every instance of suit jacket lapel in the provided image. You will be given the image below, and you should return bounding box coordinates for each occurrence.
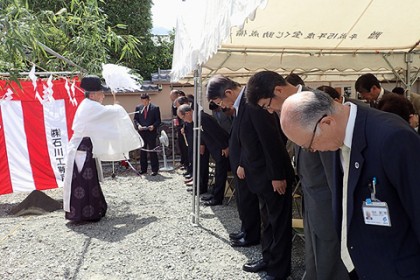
[294,144,301,171]
[235,92,246,124]
[333,150,344,235]
[346,105,367,226]
[235,94,247,142]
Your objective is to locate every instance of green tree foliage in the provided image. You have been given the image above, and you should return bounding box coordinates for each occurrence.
[101,0,152,78]
[0,1,49,76]
[1,0,175,80]
[100,0,174,79]
[0,0,141,75]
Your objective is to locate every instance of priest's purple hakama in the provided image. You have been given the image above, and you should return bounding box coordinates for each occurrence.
[63,89,143,223]
[65,137,107,222]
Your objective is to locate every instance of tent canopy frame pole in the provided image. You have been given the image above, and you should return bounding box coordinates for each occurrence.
[382,54,407,87]
[190,67,203,226]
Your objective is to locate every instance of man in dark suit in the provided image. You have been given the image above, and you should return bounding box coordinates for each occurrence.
[169,90,189,170]
[174,95,195,180]
[174,96,210,192]
[238,101,295,280]
[206,75,261,247]
[355,73,392,107]
[280,90,420,280]
[177,104,229,206]
[237,93,295,279]
[247,71,349,280]
[133,93,161,176]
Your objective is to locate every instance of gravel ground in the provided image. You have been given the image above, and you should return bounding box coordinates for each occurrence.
[0,163,305,280]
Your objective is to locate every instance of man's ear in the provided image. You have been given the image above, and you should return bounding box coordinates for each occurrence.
[274,85,283,95]
[320,115,334,126]
[275,85,290,100]
[371,85,380,93]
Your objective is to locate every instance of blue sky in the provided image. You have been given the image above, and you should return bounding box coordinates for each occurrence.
[151,0,180,35]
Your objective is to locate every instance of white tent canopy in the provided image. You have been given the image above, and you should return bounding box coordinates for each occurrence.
[171,0,420,224]
[171,0,420,87]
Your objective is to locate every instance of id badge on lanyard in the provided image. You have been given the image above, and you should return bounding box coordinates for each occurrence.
[362,177,391,227]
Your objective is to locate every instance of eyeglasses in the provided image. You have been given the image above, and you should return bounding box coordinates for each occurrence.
[261,97,273,110]
[302,114,327,152]
[213,99,224,106]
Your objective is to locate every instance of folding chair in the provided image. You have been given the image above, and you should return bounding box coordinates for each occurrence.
[292,218,305,242]
[224,172,235,205]
[292,177,305,242]
[292,178,303,218]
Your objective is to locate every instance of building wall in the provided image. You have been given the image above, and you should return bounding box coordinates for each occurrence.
[102,84,197,121]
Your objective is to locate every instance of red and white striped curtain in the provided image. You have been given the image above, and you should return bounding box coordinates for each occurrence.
[0,78,84,195]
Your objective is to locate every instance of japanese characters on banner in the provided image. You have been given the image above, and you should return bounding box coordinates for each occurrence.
[234,29,384,41]
[0,77,84,195]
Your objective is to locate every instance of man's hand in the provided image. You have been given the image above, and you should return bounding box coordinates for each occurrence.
[200,145,205,155]
[222,147,229,157]
[148,125,154,131]
[236,166,245,179]
[137,124,143,130]
[272,180,287,194]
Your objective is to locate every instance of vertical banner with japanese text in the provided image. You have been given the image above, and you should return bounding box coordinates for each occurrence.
[0,78,83,195]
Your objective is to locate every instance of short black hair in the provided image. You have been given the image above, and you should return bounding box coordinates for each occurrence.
[187,94,194,103]
[317,85,340,100]
[246,71,287,105]
[140,93,150,99]
[355,73,381,93]
[206,75,241,101]
[285,73,305,86]
[377,94,413,123]
[175,96,189,106]
[392,86,405,96]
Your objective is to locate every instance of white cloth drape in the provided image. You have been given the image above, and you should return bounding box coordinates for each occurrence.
[63,99,143,211]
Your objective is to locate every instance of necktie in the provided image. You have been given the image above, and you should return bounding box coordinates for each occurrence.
[144,106,148,119]
[340,145,355,271]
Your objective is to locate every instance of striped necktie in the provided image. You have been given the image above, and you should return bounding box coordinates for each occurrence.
[340,145,355,271]
[143,106,148,119]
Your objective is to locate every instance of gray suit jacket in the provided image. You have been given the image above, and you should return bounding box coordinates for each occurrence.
[294,86,349,279]
[295,146,349,280]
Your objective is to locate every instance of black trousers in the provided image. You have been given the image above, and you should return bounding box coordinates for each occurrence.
[140,132,159,173]
[234,175,261,243]
[177,127,189,167]
[198,149,209,194]
[259,184,292,278]
[212,156,229,203]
